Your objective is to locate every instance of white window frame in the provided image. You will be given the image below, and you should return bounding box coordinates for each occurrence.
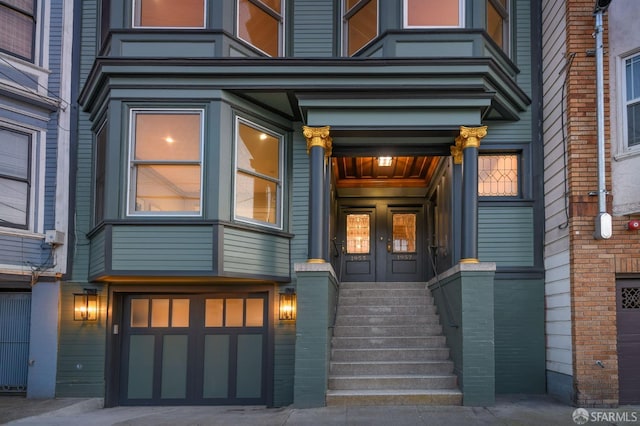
[126,108,205,217]
[342,0,379,56]
[131,0,207,29]
[0,121,43,234]
[621,51,640,155]
[236,0,285,57]
[233,116,284,229]
[403,0,465,29]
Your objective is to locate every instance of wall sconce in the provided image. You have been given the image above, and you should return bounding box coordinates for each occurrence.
[378,156,393,167]
[279,289,297,321]
[74,289,98,321]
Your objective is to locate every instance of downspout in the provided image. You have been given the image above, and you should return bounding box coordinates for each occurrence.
[593,0,613,239]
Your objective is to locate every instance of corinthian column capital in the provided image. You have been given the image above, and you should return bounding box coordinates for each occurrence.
[303,125,332,157]
[458,125,488,149]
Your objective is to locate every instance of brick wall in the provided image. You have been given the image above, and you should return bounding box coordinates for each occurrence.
[565,0,640,407]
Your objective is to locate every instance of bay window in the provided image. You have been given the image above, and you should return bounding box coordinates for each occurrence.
[234,118,283,228]
[0,127,30,228]
[133,0,206,28]
[404,0,463,28]
[128,110,203,216]
[238,0,283,57]
[0,0,36,61]
[344,0,378,56]
[625,53,640,149]
[487,0,509,51]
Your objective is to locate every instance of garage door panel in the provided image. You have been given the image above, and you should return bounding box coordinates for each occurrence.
[618,281,640,405]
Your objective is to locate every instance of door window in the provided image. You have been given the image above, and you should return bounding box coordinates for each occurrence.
[346,213,370,253]
[392,213,416,253]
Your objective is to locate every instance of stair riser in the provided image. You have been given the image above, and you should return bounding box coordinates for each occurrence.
[331,336,446,349]
[325,393,463,406]
[339,289,428,298]
[331,349,450,362]
[339,297,433,306]
[340,282,427,289]
[336,305,437,316]
[334,316,439,326]
[332,325,443,337]
[330,362,454,376]
[328,376,458,390]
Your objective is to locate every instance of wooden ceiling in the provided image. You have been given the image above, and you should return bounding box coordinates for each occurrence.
[332,156,441,188]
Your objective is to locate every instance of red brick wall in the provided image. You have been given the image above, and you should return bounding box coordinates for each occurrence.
[565,0,640,407]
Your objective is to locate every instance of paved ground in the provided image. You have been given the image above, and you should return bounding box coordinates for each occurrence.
[1,394,639,425]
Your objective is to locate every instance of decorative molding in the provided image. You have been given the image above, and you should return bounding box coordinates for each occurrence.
[459,125,488,149]
[302,125,332,157]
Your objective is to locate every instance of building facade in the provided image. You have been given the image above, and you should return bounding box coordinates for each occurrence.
[62,0,544,407]
[0,0,74,398]
[543,0,640,407]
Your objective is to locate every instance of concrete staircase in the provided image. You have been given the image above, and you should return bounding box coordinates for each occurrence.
[326,281,462,406]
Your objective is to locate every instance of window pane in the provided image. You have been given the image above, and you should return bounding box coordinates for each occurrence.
[0,128,29,178]
[205,299,224,327]
[131,299,149,327]
[347,0,377,55]
[406,0,459,27]
[258,0,280,13]
[478,154,519,196]
[151,299,169,327]
[235,172,278,224]
[245,299,264,327]
[487,2,504,49]
[346,214,370,254]
[0,178,28,226]
[135,0,205,27]
[134,113,201,162]
[393,214,416,253]
[238,0,280,56]
[171,299,190,327]
[0,5,34,60]
[237,122,280,179]
[628,103,640,147]
[135,164,201,212]
[226,299,244,327]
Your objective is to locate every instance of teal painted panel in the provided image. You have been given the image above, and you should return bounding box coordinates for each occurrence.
[273,323,295,407]
[291,132,310,265]
[478,206,534,266]
[89,229,106,278]
[161,335,188,399]
[293,0,334,57]
[203,335,229,398]
[396,41,474,57]
[128,335,154,399]
[223,227,289,276]
[112,226,213,271]
[494,279,545,393]
[307,108,481,128]
[121,41,216,57]
[236,335,262,398]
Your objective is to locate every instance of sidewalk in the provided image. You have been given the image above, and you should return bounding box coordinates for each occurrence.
[1,394,638,426]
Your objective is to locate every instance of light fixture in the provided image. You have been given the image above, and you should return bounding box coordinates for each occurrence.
[378,156,393,167]
[279,288,297,321]
[74,289,98,321]
[594,0,612,12]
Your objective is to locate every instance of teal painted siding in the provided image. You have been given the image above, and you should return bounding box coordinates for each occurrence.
[290,128,310,264]
[273,322,295,406]
[494,279,545,393]
[112,226,213,271]
[88,229,105,278]
[223,228,289,277]
[478,206,534,267]
[292,0,335,57]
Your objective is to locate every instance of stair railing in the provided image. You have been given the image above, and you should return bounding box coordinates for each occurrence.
[428,246,459,329]
[330,238,344,328]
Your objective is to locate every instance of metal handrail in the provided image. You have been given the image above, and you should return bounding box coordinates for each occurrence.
[428,246,459,328]
[330,238,344,328]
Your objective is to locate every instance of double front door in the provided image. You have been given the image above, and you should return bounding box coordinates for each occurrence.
[337,202,426,282]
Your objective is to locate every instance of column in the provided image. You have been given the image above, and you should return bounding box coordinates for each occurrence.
[302,125,332,263]
[451,125,487,263]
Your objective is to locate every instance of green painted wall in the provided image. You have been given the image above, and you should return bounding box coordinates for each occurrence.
[292,0,335,57]
[223,227,290,277]
[479,206,534,267]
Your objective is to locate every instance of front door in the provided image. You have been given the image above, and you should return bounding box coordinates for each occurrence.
[119,293,268,405]
[338,203,425,282]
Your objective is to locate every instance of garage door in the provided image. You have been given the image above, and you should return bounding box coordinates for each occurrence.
[119,293,268,405]
[617,280,640,405]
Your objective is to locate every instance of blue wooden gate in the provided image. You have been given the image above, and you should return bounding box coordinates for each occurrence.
[0,293,31,392]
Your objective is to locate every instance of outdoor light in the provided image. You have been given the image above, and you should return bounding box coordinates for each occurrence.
[378,156,393,167]
[594,0,612,12]
[279,289,297,321]
[74,289,98,321]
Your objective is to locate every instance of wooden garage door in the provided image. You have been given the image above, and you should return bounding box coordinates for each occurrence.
[617,280,640,404]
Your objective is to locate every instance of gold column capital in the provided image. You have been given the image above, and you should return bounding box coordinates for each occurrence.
[451,135,464,165]
[303,125,333,157]
[459,125,488,149]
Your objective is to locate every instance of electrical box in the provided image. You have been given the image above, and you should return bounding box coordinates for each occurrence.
[45,230,65,245]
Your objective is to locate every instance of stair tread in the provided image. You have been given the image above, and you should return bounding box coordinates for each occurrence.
[329,374,457,379]
[326,389,462,395]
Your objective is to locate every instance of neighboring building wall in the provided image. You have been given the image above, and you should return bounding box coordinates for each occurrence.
[541,0,574,403]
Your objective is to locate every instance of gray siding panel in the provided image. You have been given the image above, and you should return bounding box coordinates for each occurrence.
[89,229,105,278]
[223,228,289,277]
[290,128,309,265]
[0,235,44,268]
[292,0,335,57]
[478,206,534,267]
[111,226,213,271]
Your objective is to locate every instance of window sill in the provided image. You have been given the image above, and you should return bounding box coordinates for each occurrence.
[614,147,640,162]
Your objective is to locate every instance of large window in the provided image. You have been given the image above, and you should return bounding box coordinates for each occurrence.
[625,53,640,149]
[344,0,378,56]
[238,0,283,57]
[487,0,509,52]
[0,0,36,61]
[128,110,203,216]
[234,118,283,228]
[404,0,463,28]
[478,154,519,197]
[133,0,205,28]
[0,127,30,228]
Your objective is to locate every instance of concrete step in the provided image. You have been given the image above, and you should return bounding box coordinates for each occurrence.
[330,360,454,376]
[331,347,450,362]
[339,288,430,299]
[332,324,444,337]
[336,304,437,316]
[325,389,463,406]
[340,282,427,289]
[334,314,440,326]
[331,336,447,349]
[328,375,458,390]
[339,296,433,306]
